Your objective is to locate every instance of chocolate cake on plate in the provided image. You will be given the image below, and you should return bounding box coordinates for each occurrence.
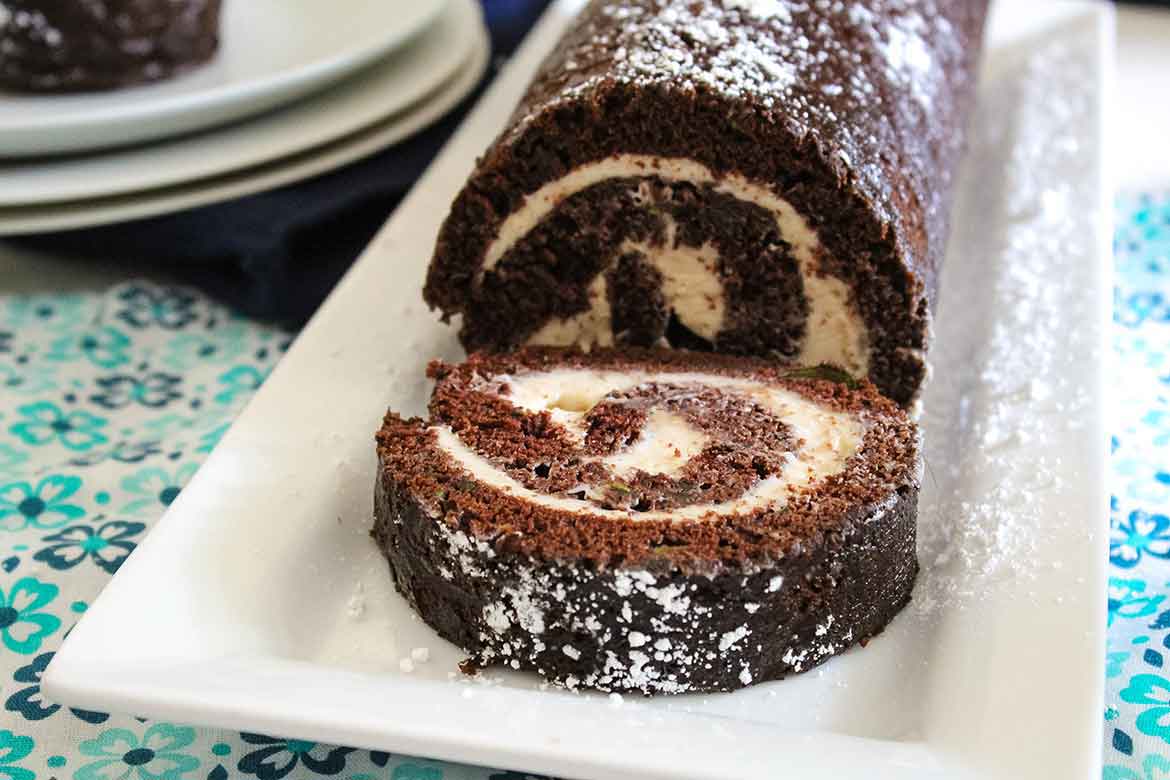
[424,0,988,407]
[373,348,920,694]
[0,0,222,92]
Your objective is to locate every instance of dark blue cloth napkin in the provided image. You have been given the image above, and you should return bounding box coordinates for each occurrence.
[8,0,549,327]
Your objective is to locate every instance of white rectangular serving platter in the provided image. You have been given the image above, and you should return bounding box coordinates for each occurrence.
[46,1,1112,778]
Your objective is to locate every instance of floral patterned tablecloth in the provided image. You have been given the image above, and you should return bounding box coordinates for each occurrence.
[0,284,517,780]
[1105,192,1170,780]
[0,193,1163,780]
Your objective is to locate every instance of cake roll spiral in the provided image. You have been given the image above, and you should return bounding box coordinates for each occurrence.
[373,349,920,693]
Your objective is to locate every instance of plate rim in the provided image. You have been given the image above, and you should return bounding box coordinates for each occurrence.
[0,9,490,237]
[0,0,449,156]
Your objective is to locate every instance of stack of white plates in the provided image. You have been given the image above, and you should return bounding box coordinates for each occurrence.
[0,0,489,236]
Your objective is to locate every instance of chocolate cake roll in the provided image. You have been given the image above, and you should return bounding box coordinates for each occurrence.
[0,0,222,92]
[423,0,988,407]
[374,348,920,693]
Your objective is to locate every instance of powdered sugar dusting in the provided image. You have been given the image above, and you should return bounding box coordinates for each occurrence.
[504,0,977,250]
[1,7,62,50]
[877,11,935,109]
[724,0,791,23]
[416,500,898,694]
[915,28,1099,615]
[718,626,749,651]
[345,581,366,619]
[603,1,800,99]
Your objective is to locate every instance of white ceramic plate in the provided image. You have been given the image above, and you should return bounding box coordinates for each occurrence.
[0,5,489,238]
[0,0,478,208]
[0,0,447,158]
[45,1,1111,778]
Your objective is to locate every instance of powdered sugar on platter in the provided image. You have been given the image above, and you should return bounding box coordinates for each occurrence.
[914,22,1102,616]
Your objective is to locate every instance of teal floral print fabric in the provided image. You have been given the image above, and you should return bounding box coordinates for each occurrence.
[1106,192,1170,778]
[0,476,84,532]
[0,282,517,779]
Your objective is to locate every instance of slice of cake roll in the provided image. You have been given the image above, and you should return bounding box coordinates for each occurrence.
[374,348,920,694]
[423,0,988,407]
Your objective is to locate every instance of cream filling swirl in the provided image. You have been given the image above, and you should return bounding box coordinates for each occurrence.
[480,155,870,377]
[433,368,863,522]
